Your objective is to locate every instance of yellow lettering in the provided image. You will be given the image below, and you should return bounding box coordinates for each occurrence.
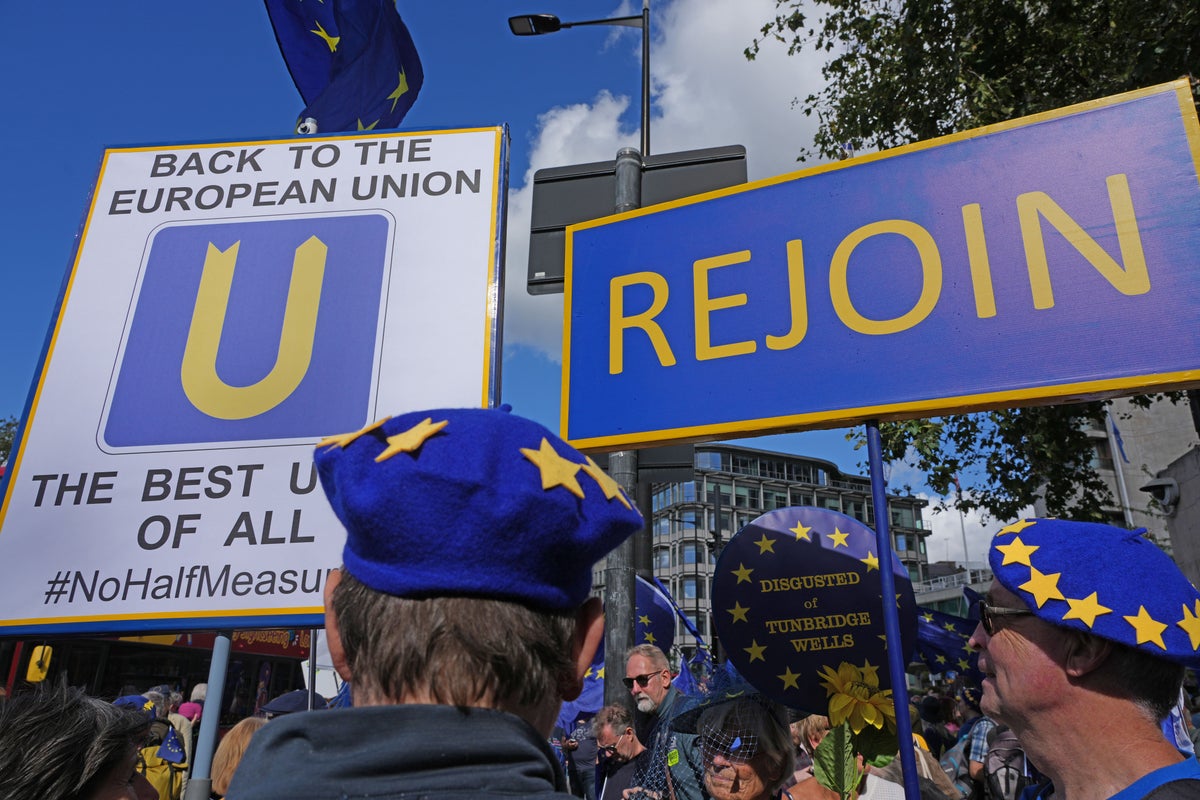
[961,203,997,318]
[1017,173,1149,309]
[830,220,942,335]
[693,251,756,361]
[181,237,325,420]
[609,271,676,374]
[765,239,808,350]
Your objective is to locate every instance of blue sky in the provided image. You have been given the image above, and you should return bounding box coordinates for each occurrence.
[0,1,987,560]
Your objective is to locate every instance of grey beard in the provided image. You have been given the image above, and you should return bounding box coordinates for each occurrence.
[635,695,657,713]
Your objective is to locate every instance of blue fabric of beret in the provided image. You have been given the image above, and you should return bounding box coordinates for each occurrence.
[988,518,1200,665]
[314,407,643,611]
[113,694,155,719]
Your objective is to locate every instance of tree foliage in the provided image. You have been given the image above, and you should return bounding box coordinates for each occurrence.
[748,1,1200,522]
[0,415,17,466]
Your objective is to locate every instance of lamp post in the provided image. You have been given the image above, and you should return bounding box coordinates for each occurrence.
[508,1,651,156]
[510,2,651,706]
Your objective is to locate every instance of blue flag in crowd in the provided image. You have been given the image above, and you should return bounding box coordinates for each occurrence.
[916,605,982,684]
[157,725,187,764]
[556,576,686,730]
[265,0,424,132]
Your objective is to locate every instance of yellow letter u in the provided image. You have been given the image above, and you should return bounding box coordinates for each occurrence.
[181,236,326,420]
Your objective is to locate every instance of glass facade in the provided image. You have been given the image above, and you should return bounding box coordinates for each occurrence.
[631,443,930,661]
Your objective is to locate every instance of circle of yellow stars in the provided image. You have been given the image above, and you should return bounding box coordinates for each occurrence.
[994,519,1200,653]
[721,515,909,693]
[318,416,634,510]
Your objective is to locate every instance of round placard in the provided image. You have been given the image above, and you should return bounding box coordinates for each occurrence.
[712,506,917,712]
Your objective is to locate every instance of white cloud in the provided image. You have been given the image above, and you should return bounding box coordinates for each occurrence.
[502,0,826,360]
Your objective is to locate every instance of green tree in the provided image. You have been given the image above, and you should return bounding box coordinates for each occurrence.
[748,0,1199,522]
[0,415,16,466]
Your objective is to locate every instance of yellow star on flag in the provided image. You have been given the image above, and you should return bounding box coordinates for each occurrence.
[597,666,604,679]
[638,615,651,625]
[644,632,656,644]
[318,416,390,449]
[791,522,812,541]
[310,20,339,52]
[942,623,957,632]
[1178,601,1200,651]
[744,640,767,662]
[922,612,935,623]
[861,551,879,571]
[996,519,1036,537]
[778,667,801,690]
[995,536,1039,567]
[1125,605,1168,650]
[935,654,946,664]
[755,534,777,554]
[828,528,850,548]
[1062,592,1112,628]
[520,438,585,498]
[357,118,379,131]
[375,418,448,462]
[388,69,410,112]
[584,666,594,679]
[581,457,632,508]
[957,657,971,671]
[859,660,879,684]
[732,563,754,584]
[1020,566,1065,608]
[728,602,750,623]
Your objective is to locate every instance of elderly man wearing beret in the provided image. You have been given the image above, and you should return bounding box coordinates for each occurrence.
[227,407,643,799]
[969,518,1200,800]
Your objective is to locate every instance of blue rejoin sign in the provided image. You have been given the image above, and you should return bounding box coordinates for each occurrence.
[563,81,1200,450]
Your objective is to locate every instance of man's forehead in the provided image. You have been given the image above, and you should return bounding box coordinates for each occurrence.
[626,654,656,675]
[986,580,1026,608]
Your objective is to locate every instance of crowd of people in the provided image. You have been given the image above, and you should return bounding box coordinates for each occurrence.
[2,408,1198,800]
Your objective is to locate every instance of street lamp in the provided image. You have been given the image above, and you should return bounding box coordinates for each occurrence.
[508,2,651,156]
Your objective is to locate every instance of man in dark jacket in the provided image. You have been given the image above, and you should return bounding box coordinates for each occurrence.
[625,644,707,800]
[227,407,643,799]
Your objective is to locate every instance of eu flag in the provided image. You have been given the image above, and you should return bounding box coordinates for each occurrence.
[265,0,424,132]
[916,606,982,683]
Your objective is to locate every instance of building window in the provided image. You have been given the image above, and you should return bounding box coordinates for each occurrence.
[681,542,701,565]
[681,577,707,601]
[654,547,671,570]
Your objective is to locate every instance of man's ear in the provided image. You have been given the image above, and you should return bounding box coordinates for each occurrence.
[560,596,605,701]
[1063,631,1111,678]
[323,568,353,684]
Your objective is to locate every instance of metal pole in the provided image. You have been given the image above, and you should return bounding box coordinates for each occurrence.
[866,423,921,800]
[307,630,318,710]
[640,1,650,157]
[604,148,644,707]
[182,631,232,800]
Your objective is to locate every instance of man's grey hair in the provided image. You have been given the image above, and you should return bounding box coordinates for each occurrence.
[0,683,150,800]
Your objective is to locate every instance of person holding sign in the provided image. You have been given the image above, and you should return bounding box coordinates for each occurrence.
[226,406,643,799]
[970,519,1200,800]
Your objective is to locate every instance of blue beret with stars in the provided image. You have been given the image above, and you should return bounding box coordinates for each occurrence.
[988,518,1200,665]
[314,407,643,611]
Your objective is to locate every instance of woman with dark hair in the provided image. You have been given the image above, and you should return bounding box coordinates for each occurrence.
[0,683,157,800]
[687,696,797,800]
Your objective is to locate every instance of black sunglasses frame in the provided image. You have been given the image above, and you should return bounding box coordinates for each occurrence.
[977,599,1035,635]
[621,671,665,689]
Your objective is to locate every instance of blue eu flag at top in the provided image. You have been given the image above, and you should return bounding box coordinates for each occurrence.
[265,0,424,132]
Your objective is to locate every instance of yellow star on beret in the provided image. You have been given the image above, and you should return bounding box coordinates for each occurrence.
[1178,601,1200,651]
[318,416,390,449]
[520,437,585,498]
[995,536,1039,567]
[374,417,447,462]
[1062,592,1112,628]
[1125,605,1168,650]
[581,457,632,509]
[1020,565,1065,608]
[996,519,1037,537]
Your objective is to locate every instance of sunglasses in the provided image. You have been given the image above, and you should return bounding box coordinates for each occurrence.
[622,671,664,689]
[598,730,628,756]
[976,599,1035,635]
